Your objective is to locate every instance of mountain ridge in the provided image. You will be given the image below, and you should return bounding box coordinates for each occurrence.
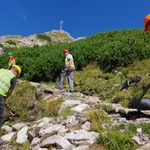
[0,30,83,49]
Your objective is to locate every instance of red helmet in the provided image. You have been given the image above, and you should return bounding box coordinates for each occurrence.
[63,49,69,54]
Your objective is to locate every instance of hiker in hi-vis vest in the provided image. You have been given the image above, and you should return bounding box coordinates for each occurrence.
[0,65,21,124]
[56,49,75,92]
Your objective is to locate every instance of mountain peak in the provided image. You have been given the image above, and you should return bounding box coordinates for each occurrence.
[0,30,75,48]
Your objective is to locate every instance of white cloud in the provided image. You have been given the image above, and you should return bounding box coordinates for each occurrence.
[12,3,28,21]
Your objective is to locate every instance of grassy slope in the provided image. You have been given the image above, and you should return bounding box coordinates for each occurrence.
[6,59,150,120]
[3,59,150,150]
[2,29,150,149]
[74,60,150,106]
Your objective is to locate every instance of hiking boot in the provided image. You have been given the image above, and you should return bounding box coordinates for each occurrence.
[55,86,62,90]
[69,90,74,93]
[66,90,74,93]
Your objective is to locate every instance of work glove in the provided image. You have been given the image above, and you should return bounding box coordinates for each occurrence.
[146,73,150,76]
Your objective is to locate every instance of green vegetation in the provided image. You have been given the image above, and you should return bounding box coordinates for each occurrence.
[86,109,110,131]
[3,29,150,119]
[86,109,138,150]
[10,133,30,150]
[42,97,64,117]
[6,81,65,121]
[6,80,39,121]
[37,34,52,42]
[87,110,138,150]
[74,61,150,105]
[95,103,113,113]
[97,130,138,150]
[5,40,16,45]
[0,43,4,48]
[0,129,7,136]
[1,29,150,149]
[1,29,150,82]
[59,106,74,118]
[118,123,150,137]
[141,123,150,136]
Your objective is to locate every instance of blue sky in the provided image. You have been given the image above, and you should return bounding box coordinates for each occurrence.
[0,0,149,38]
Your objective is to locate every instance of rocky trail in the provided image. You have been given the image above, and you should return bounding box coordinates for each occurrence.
[0,82,150,150]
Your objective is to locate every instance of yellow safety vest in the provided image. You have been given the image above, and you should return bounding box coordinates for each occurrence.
[65,54,75,70]
[0,69,15,97]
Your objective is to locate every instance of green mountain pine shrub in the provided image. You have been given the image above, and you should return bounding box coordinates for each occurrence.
[0,29,150,82]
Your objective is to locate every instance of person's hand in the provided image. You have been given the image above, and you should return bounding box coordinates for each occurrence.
[146,73,150,76]
[67,66,70,72]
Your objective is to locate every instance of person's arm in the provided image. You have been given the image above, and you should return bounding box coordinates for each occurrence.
[67,55,73,71]
[6,77,17,98]
[6,89,13,98]
[67,58,71,71]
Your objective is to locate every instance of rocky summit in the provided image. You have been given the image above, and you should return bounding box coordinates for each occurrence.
[0,30,77,49]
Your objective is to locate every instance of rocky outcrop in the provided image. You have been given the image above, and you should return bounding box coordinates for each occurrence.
[0,115,98,149]
[0,30,75,48]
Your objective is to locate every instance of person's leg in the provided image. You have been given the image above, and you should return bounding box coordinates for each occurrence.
[57,70,67,90]
[0,96,5,119]
[67,71,74,92]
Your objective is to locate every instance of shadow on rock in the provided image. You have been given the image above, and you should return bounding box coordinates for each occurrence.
[120,110,150,120]
[124,98,150,120]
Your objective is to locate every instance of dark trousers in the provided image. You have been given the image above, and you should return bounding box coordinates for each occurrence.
[0,95,5,119]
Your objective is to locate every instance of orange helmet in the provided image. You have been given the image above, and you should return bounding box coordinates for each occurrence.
[144,14,150,32]
[63,49,69,54]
